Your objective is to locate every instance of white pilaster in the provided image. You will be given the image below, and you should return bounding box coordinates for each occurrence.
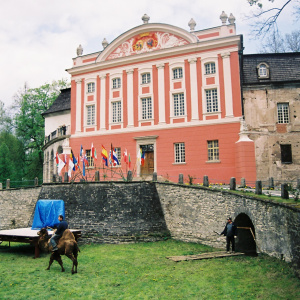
[221,52,234,117]
[99,75,106,130]
[75,79,82,132]
[189,58,198,121]
[127,69,134,127]
[156,63,166,124]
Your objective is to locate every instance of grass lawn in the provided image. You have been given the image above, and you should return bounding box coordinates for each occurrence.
[0,239,299,299]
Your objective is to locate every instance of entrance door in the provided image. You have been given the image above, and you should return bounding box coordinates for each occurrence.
[140,144,154,176]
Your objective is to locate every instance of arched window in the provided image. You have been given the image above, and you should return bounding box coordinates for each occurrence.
[257,62,269,79]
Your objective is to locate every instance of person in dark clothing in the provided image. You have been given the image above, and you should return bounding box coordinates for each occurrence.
[220,217,237,253]
[49,215,68,252]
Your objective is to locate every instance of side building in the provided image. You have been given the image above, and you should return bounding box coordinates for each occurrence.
[242,52,300,184]
[43,13,257,184]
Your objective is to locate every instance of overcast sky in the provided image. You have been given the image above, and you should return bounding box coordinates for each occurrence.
[0,0,298,107]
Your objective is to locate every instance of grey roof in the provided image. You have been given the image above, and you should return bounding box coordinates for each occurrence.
[242,52,300,85]
[42,88,71,116]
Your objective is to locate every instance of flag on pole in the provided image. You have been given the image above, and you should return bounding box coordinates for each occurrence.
[68,154,74,178]
[101,145,108,166]
[57,155,65,175]
[110,143,114,163]
[82,159,86,176]
[71,150,78,171]
[80,145,83,158]
[128,154,131,168]
[91,143,95,159]
[109,149,120,166]
[141,151,145,166]
[94,148,97,160]
[123,149,128,163]
[56,152,59,165]
[137,148,142,165]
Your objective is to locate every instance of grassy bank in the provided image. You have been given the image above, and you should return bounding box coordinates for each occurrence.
[0,240,299,299]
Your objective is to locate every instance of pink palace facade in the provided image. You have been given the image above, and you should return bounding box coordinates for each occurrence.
[44,13,257,184]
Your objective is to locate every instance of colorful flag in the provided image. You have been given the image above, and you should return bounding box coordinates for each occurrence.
[111,143,114,163]
[141,151,145,166]
[83,154,89,167]
[56,152,59,165]
[80,145,83,158]
[137,148,142,165]
[94,148,97,160]
[109,149,120,166]
[128,154,131,168]
[68,154,74,178]
[82,159,86,176]
[123,149,128,163]
[101,145,108,166]
[57,155,65,175]
[71,150,78,171]
[91,143,95,159]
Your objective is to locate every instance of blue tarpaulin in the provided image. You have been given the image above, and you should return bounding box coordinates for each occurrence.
[31,200,65,229]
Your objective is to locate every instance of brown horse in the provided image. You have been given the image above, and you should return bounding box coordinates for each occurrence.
[37,228,80,274]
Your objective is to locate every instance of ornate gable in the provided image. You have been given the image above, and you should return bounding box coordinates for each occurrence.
[96,23,196,63]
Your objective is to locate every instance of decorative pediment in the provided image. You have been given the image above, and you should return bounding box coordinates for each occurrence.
[96,24,196,63]
[106,31,189,60]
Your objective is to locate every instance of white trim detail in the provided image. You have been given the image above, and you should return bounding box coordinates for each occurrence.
[100,75,106,130]
[127,69,134,127]
[75,79,82,132]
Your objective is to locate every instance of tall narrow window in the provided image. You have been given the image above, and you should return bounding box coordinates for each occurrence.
[115,147,121,164]
[141,73,151,84]
[141,97,152,120]
[112,78,121,89]
[206,89,218,113]
[173,93,185,116]
[173,67,183,79]
[205,62,216,74]
[277,103,289,123]
[174,143,185,163]
[87,105,95,126]
[207,140,219,161]
[86,149,94,167]
[112,101,122,123]
[87,82,95,93]
[280,144,292,164]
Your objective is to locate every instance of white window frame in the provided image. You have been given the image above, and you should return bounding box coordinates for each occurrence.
[87,82,95,93]
[174,142,185,164]
[86,149,94,167]
[277,103,289,124]
[257,62,269,79]
[173,67,183,79]
[205,62,216,75]
[141,97,152,120]
[205,88,219,113]
[173,93,185,117]
[207,140,219,161]
[112,101,122,123]
[141,73,151,84]
[112,77,121,89]
[86,105,95,126]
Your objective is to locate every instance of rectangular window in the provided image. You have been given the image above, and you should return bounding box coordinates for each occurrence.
[141,97,152,120]
[87,82,95,93]
[174,143,185,163]
[205,62,216,74]
[141,73,151,84]
[173,67,183,79]
[86,149,94,167]
[115,147,121,164]
[207,140,219,161]
[173,93,185,116]
[280,144,292,164]
[277,103,289,124]
[87,105,95,126]
[112,78,121,89]
[206,89,218,113]
[112,101,122,123]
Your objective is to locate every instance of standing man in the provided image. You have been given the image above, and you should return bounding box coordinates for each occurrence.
[221,217,237,253]
[49,215,68,252]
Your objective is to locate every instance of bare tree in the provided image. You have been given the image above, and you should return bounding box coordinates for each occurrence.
[258,30,286,52]
[247,0,299,36]
[285,30,300,51]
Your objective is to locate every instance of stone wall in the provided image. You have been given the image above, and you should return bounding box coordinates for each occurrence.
[155,182,300,274]
[37,182,169,243]
[0,187,41,229]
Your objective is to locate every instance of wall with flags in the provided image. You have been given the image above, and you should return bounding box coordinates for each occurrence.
[45,13,257,183]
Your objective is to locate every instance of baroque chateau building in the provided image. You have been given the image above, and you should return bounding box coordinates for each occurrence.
[43,12,258,184]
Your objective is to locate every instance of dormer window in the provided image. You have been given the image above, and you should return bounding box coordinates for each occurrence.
[257,63,269,79]
[112,77,121,89]
[87,82,95,93]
